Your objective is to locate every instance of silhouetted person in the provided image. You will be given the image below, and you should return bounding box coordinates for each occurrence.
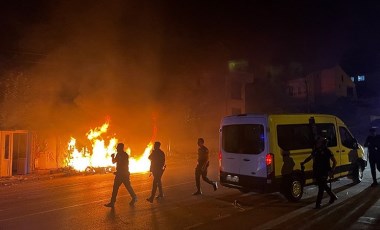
[301,136,338,209]
[146,141,166,203]
[281,150,295,175]
[193,138,218,195]
[105,143,137,208]
[281,150,295,190]
[364,128,380,187]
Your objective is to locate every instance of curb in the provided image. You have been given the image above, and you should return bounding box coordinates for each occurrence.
[0,172,69,187]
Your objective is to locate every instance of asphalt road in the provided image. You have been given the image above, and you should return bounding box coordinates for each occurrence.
[0,155,379,230]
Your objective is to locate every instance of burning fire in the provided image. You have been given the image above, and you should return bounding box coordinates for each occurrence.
[66,121,152,173]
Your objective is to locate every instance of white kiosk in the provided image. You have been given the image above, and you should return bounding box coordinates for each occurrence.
[0,130,32,177]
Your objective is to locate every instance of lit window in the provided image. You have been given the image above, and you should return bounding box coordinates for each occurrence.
[351,77,355,82]
[358,75,365,81]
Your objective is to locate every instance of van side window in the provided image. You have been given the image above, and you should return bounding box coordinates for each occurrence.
[339,127,355,148]
[316,123,337,147]
[222,124,264,154]
[277,124,313,150]
[277,123,337,150]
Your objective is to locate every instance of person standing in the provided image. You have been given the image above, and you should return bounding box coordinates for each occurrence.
[105,143,137,207]
[364,128,380,187]
[146,141,166,203]
[301,136,338,209]
[193,138,218,195]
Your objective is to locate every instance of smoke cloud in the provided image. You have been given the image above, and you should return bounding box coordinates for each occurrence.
[1,1,191,151]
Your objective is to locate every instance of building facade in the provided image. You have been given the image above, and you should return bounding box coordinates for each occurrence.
[225,60,254,115]
[287,65,357,105]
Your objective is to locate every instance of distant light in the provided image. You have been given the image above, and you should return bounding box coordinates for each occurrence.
[358,75,365,82]
[351,77,355,82]
[228,60,248,73]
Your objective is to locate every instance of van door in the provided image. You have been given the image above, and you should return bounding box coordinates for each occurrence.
[313,117,341,176]
[338,126,357,176]
[238,123,267,178]
[220,126,241,175]
[221,117,267,178]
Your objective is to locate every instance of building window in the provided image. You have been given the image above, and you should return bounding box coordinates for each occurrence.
[4,135,10,159]
[298,87,302,95]
[358,75,365,81]
[288,86,294,96]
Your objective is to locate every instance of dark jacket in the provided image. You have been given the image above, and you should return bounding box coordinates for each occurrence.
[197,145,209,166]
[312,147,333,178]
[113,151,130,176]
[149,149,165,173]
[365,135,377,154]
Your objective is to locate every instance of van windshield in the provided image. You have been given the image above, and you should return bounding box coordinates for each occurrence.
[222,124,264,154]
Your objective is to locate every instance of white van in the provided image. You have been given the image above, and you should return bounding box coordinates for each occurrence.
[219,114,366,201]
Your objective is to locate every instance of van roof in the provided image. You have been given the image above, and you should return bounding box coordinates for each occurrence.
[223,113,335,118]
[222,113,344,124]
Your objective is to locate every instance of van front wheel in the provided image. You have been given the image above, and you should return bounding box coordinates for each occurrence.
[282,174,304,202]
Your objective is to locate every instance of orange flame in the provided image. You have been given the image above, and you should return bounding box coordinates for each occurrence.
[66,121,152,173]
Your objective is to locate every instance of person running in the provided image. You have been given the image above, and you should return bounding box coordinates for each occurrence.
[105,143,137,207]
[193,138,218,195]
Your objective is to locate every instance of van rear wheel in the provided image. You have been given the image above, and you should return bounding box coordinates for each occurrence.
[282,174,303,202]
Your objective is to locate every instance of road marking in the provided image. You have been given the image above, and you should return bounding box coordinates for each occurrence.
[212,213,231,221]
[357,216,377,224]
[183,222,204,229]
[253,179,370,230]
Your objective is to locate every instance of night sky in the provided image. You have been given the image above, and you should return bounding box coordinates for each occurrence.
[1,1,380,75]
[0,0,379,146]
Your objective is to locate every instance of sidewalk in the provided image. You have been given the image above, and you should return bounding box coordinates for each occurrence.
[0,169,72,187]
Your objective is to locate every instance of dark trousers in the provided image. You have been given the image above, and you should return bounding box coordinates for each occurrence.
[316,176,336,206]
[369,157,380,183]
[150,170,164,198]
[111,174,136,203]
[195,165,214,192]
